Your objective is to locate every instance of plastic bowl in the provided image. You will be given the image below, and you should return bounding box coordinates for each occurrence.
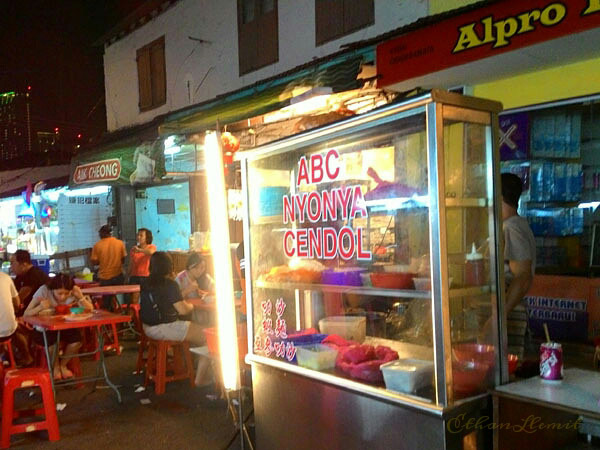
[55,304,71,315]
[370,272,415,289]
[321,268,365,286]
[452,360,490,396]
[453,343,495,365]
[508,353,518,375]
[70,307,85,314]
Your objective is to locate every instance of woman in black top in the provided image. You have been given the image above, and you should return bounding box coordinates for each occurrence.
[140,252,205,346]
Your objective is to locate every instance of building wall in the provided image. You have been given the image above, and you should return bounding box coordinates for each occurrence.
[103,0,428,131]
[134,182,191,251]
[428,0,480,15]
[472,57,600,110]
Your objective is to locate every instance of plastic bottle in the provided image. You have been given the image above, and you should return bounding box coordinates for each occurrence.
[465,242,485,286]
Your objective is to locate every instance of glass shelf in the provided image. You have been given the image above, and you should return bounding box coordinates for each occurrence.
[255,280,432,299]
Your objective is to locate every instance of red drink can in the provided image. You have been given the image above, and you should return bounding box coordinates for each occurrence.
[540,342,563,381]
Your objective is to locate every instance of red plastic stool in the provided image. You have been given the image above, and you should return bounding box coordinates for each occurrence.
[0,339,16,369]
[1,368,60,447]
[144,339,194,395]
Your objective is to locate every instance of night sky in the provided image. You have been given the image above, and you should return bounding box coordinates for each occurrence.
[0,1,144,146]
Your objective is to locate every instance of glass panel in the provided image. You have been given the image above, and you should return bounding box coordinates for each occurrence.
[443,114,497,400]
[246,111,440,404]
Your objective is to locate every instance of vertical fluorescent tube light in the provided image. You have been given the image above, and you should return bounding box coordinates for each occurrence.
[204,130,240,391]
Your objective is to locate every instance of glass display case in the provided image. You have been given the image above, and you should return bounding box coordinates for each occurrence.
[238,90,504,448]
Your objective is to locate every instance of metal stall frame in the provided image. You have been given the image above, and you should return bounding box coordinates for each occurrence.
[238,89,504,449]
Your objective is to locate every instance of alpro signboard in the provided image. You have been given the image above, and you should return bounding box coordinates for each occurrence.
[70,140,166,186]
[377,0,600,87]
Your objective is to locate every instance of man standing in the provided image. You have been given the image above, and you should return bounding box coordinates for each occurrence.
[502,173,536,360]
[10,250,48,313]
[91,225,127,309]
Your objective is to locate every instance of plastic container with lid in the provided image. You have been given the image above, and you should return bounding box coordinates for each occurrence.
[380,358,434,394]
[296,344,338,370]
[465,242,485,286]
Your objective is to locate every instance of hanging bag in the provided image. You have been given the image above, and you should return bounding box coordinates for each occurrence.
[140,290,162,326]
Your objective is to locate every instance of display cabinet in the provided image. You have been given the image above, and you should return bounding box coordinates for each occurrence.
[238,90,504,449]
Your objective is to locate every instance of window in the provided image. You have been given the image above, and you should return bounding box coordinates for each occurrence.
[237,0,279,75]
[315,0,374,45]
[136,36,166,112]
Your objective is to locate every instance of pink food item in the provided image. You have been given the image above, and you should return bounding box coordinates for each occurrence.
[336,344,399,382]
[322,334,356,348]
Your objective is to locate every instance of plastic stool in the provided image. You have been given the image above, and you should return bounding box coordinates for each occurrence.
[144,339,194,395]
[1,368,60,447]
[135,331,148,375]
[0,339,16,369]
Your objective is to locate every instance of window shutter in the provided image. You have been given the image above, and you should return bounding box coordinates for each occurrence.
[238,0,258,75]
[343,0,374,34]
[136,48,152,110]
[256,2,278,70]
[150,37,166,107]
[315,0,344,45]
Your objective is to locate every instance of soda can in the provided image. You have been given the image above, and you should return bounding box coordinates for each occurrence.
[540,342,563,381]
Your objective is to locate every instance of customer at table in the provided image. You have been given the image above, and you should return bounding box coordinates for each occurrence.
[0,271,21,363]
[91,225,127,310]
[175,253,215,300]
[9,249,45,365]
[141,252,211,384]
[25,274,94,379]
[127,228,156,304]
[10,250,48,313]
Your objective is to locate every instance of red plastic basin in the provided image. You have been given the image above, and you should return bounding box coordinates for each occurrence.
[452,360,490,396]
[370,272,415,289]
[453,343,495,365]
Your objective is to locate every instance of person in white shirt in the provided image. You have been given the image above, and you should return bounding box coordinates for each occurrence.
[0,272,19,339]
[501,173,536,360]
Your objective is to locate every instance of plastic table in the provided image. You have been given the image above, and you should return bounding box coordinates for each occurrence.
[23,311,131,402]
[81,285,140,296]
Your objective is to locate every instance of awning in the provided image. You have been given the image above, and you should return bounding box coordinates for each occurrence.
[159,49,371,136]
[0,165,71,199]
[69,119,166,187]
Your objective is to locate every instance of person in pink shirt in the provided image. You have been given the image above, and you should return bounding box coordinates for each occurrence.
[127,228,156,304]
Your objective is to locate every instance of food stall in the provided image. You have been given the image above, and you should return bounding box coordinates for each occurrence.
[237,90,506,448]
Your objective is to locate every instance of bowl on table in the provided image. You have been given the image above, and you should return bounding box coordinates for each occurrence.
[70,307,85,315]
[370,272,415,289]
[55,304,71,315]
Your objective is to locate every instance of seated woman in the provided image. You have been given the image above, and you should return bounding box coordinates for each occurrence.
[140,252,210,384]
[24,273,93,379]
[175,253,215,301]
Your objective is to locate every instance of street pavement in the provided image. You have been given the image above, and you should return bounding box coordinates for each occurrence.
[6,335,252,449]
